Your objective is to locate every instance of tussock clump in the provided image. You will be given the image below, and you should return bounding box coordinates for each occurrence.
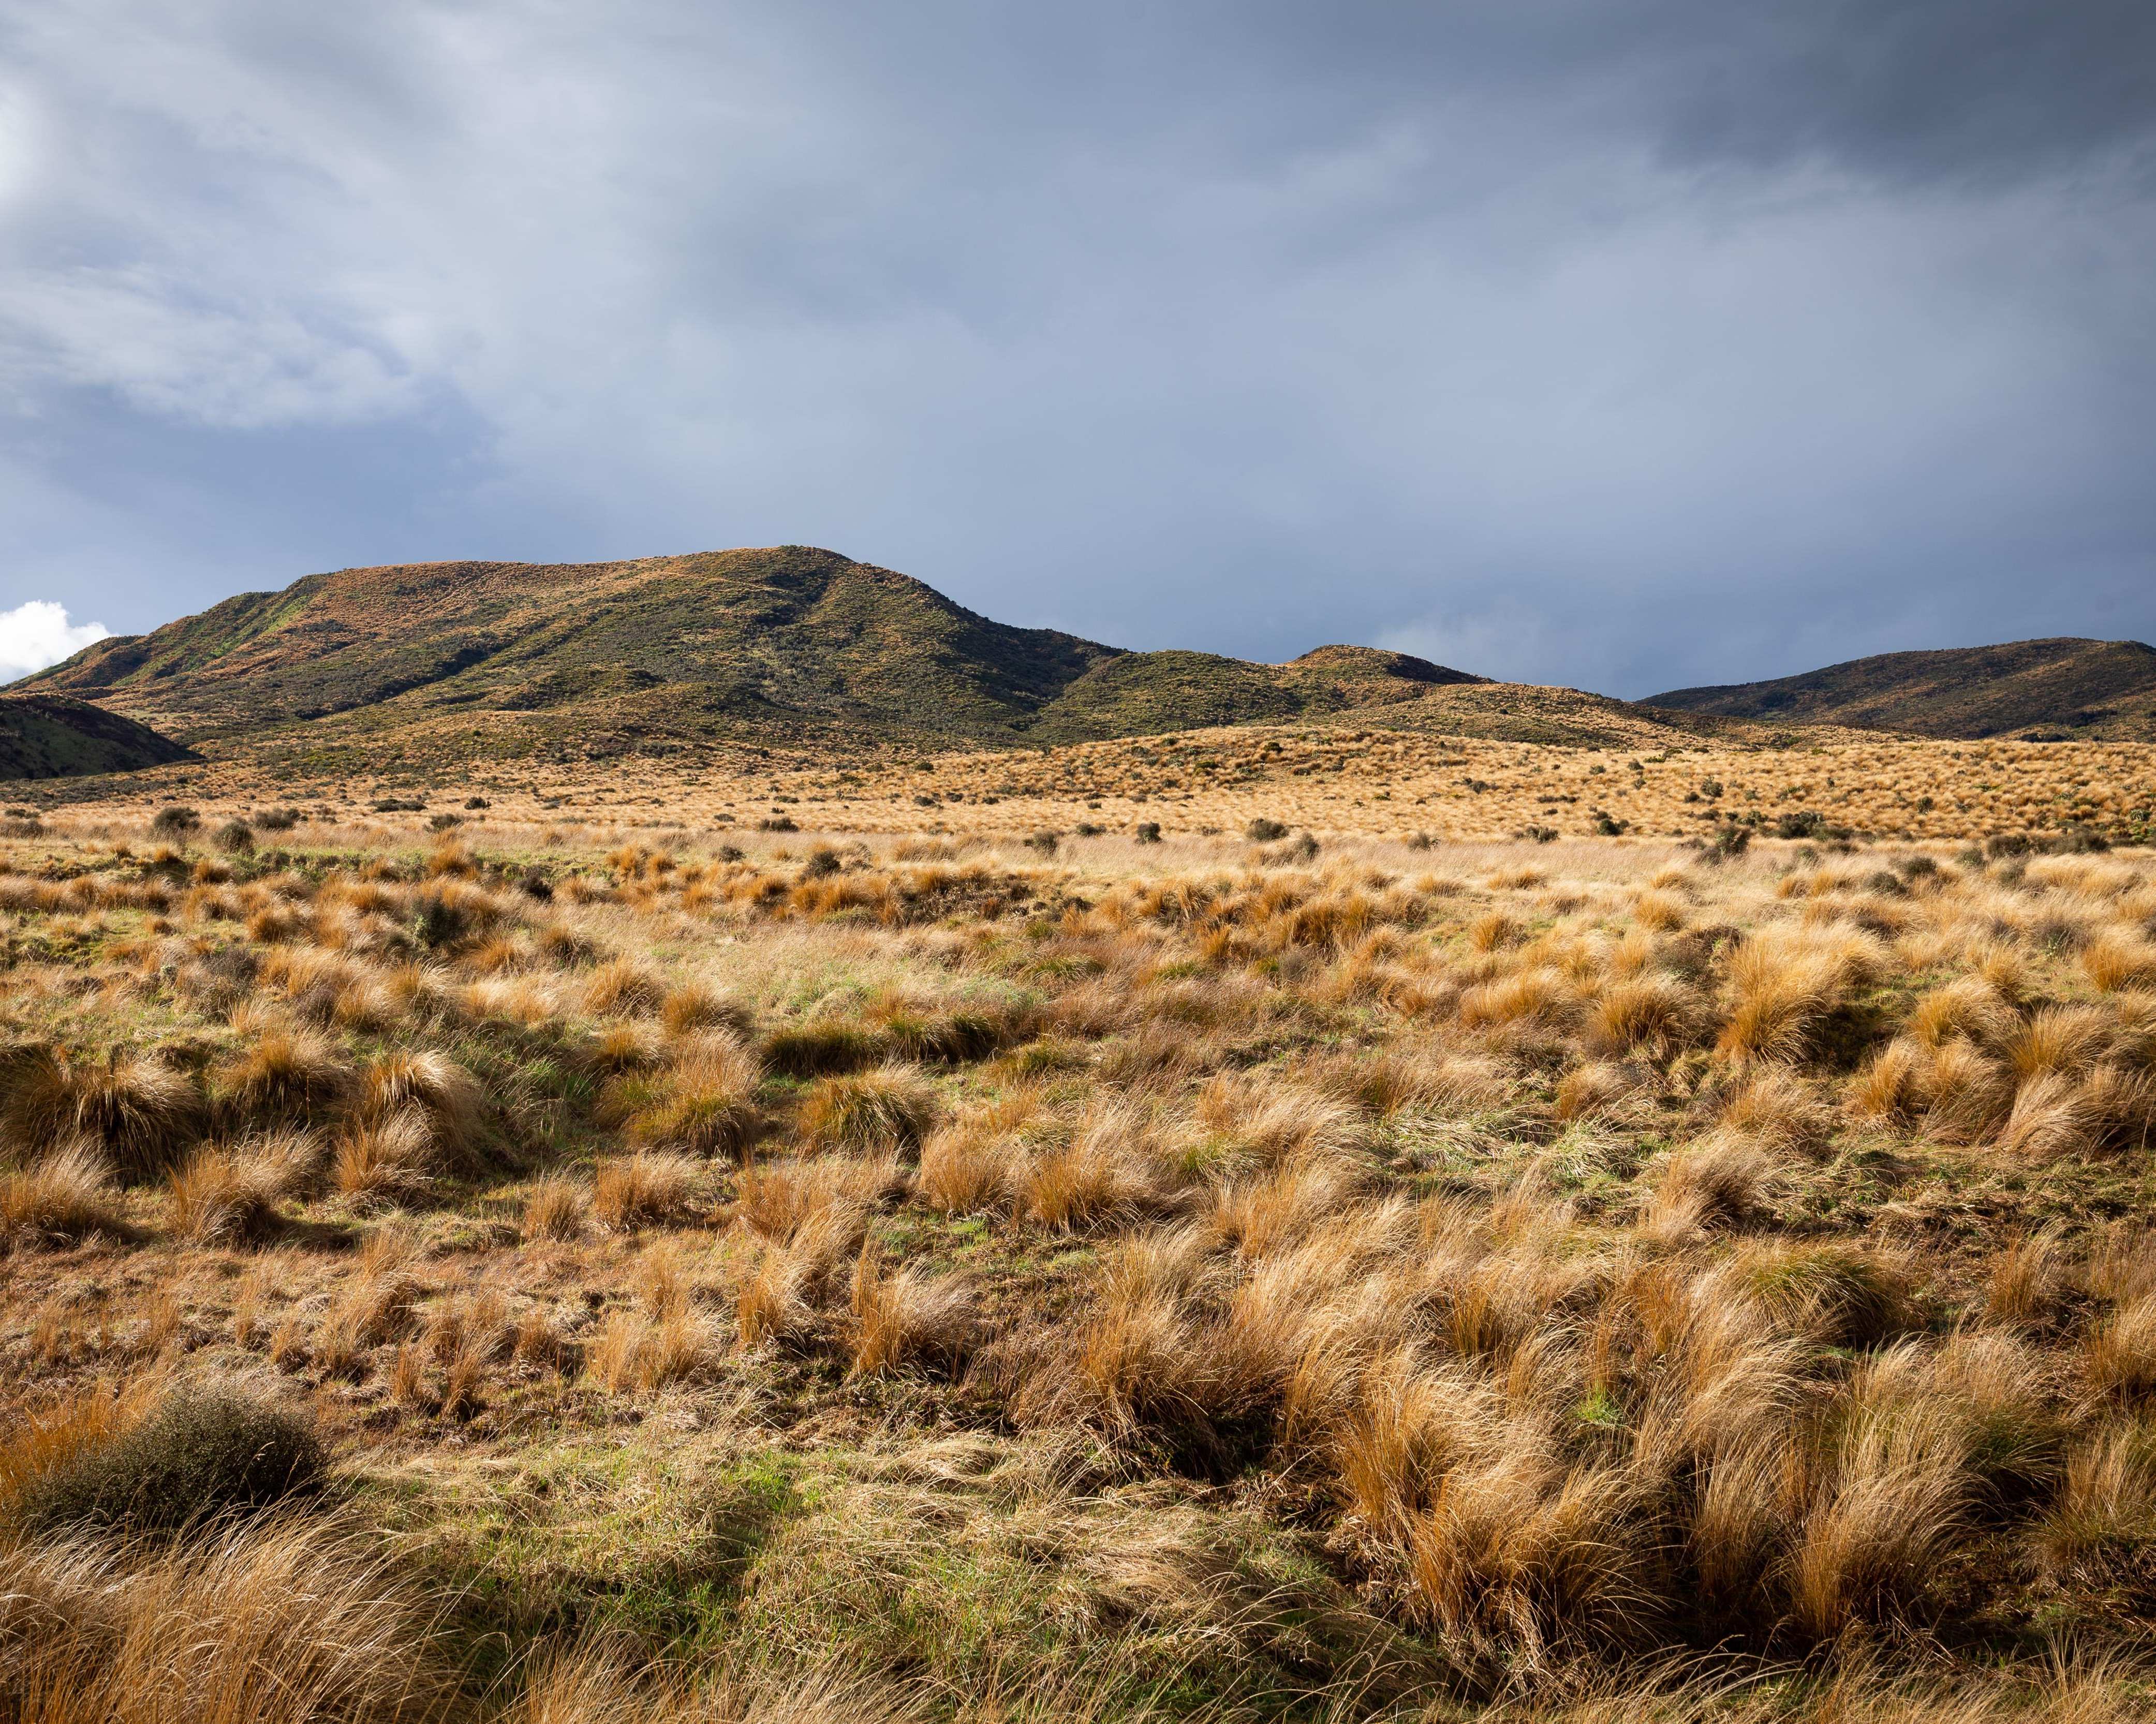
[0,1514,451,1721]
[1023,1105,1163,1232]
[2,1141,126,1248]
[2,1047,206,1180]
[216,1028,351,1130]
[627,1036,763,1160]
[1734,1240,1917,1346]
[2087,1294,2156,1399]
[848,1246,980,1376]
[1715,929,1878,1064]
[1639,1139,1775,1240]
[1402,1453,1651,1668]
[799,1064,938,1156]
[593,1151,703,1231]
[1591,973,1698,1058]
[583,958,668,1018]
[919,1116,1020,1215]
[1552,1061,1631,1122]
[331,1111,438,1208]
[2000,1071,2100,1162]
[168,1136,309,1244]
[356,1051,483,1165]
[521,1173,589,1242]
[660,983,756,1038]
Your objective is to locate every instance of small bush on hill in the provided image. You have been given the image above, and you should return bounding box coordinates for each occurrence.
[16,1386,324,1535]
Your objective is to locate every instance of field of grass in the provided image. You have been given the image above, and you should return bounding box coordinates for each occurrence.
[6,752,2156,1720]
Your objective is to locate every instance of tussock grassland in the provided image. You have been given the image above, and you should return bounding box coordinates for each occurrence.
[4,776,2156,1720]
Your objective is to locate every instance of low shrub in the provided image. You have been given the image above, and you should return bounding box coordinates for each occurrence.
[15,1385,324,1536]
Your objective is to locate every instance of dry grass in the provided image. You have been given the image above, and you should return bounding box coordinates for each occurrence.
[1,1144,126,1246]
[6,787,2156,1717]
[592,1151,702,1231]
[167,1137,306,1244]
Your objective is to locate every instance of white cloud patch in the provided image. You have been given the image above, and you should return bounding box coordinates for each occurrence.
[0,601,110,680]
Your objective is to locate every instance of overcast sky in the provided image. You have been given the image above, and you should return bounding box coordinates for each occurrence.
[2,1,2152,696]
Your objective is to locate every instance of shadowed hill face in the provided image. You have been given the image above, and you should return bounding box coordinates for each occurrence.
[27,546,1509,756]
[0,695,197,780]
[1648,637,2156,741]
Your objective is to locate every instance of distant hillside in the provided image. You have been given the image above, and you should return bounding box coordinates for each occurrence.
[0,695,197,780]
[31,546,1825,772]
[25,547,1524,766]
[1647,637,2156,741]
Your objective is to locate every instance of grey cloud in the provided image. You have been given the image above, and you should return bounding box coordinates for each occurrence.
[2,0,2151,696]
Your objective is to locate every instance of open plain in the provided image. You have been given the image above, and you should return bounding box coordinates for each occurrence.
[6,736,2156,1721]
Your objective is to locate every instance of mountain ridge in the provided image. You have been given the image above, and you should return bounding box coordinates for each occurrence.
[25,546,1522,764]
[1647,636,2156,741]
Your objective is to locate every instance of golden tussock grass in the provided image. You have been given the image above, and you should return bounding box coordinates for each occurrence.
[2,1143,127,1247]
[0,1517,451,1724]
[1,1048,205,1181]
[9,793,2156,1715]
[592,1151,703,1231]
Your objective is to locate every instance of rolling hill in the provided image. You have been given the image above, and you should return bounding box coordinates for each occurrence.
[0,694,197,780]
[23,546,1534,768]
[26,545,1863,775]
[1647,637,2156,741]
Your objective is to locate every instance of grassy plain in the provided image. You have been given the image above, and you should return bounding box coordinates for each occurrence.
[6,733,2156,1721]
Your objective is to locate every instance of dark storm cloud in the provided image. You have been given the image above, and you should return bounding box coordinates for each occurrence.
[1,1,2151,694]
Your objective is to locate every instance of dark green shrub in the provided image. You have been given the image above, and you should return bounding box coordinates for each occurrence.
[1245,818,1289,842]
[1023,831,1059,856]
[255,807,301,831]
[1710,825,1751,860]
[214,820,256,854]
[150,806,200,837]
[1775,810,1827,840]
[758,816,799,833]
[464,796,491,810]
[20,1386,324,1536]
[801,848,841,879]
[1134,822,1162,844]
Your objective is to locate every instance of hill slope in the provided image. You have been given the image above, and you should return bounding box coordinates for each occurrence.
[1647,637,2156,740]
[26,547,1510,763]
[0,694,197,780]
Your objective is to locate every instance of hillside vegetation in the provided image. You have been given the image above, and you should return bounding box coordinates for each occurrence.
[5,799,2156,1721]
[1649,637,2156,741]
[25,547,1514,762]
[0,694,196,780]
